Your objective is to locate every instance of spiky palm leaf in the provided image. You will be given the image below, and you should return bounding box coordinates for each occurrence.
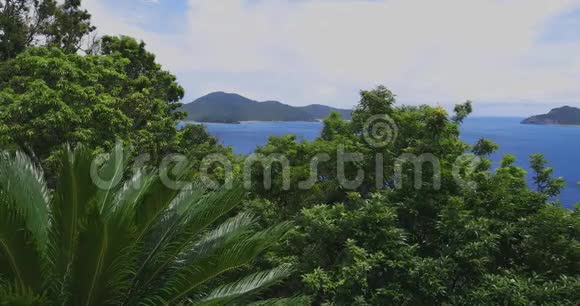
[0,152,49,292]
[0,145,294,305]
[248,296,312,306]
[198,264,294,305]
[0,283,48,305]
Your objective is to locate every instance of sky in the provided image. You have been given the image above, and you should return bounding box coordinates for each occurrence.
[83,0,580,116]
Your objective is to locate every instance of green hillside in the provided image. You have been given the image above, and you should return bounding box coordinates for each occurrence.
[180,92,352,123]
[522,106,580,125]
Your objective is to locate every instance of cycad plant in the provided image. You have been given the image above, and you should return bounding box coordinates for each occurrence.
[0,145,292,305]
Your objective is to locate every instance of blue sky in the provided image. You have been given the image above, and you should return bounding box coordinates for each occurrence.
[85,0,580,116]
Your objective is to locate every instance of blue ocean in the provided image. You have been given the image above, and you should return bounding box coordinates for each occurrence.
[195,118,579,208]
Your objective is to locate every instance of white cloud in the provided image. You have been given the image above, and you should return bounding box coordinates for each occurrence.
[85,0,580,115]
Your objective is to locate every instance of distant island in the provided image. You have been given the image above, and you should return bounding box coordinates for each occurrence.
[180,92,352,123]
[522,106,580,126]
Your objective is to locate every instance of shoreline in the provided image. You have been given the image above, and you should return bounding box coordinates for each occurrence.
[521,122,580,127]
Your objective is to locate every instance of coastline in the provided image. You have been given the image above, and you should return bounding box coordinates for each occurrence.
[521,122,580,127]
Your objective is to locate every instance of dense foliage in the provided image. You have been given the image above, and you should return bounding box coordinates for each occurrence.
[0,0,94,60]
[0,36,224,176]
[0,1,578,304]
[0,144,295,305]
[243,87,580,305]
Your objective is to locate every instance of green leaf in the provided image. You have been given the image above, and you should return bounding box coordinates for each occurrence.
[0,192,44,291]
[0,152,50,252]
[163,222,291,304]
[49,145,99,294]
[199,265,293,305]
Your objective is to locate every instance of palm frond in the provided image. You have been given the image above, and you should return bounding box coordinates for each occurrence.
[50,145,137,305]
[0,191,44,291]
[0,152,47,291]
[48,145,100,297]
[138,183,208,264]
[170,182,208,214]
[111,169,156,220]
[0,145,292,305]
[93,142,130,216]
[161,222,292,304]
[131,159,196,240]
[0,283,49,305]
[120,183,205,297]
[247,296,312,306]
[176,212,258,268]
[128,186,248,299]
[198,264,293,305]
[180,186,248,236]
[68,205,136,306]
[194,211,258,250]
[0,151,50,251]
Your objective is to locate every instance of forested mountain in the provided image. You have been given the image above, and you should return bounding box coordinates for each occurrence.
[522,106,580,125]
[298,104,352,120]
[180,92,352,123]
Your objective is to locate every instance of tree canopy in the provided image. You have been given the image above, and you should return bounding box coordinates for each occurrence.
[0,0,94,60]
[242,87,580,305]
[0,36,201,174]
[0,0,578,304]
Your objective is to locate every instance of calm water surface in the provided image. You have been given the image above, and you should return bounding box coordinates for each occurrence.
[191,118,580,207]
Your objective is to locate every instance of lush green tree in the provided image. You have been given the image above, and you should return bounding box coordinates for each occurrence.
[0,0,94,60]
[0,37,195,174]
[43,0,95,53]
[295,193,449,304]
[177,124,221,157]
[244,86,580,305]
[250,88,471,212]
[0,0,30,60]
[0,144,293,305]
